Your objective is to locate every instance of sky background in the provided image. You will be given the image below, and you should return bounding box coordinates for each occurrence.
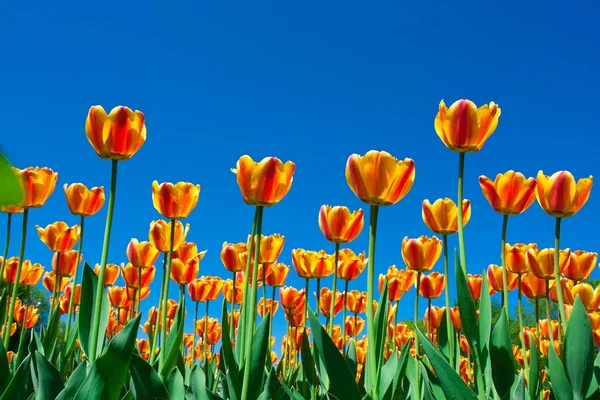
[1,0,599,355]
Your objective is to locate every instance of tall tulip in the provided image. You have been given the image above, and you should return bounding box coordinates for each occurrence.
[220,241,247,339]
[345,150,415,398]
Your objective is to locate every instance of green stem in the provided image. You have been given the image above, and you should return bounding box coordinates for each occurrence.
[4,208,28,348]
[553,217,567,334]
[500,214,510,319]
[393,300,399,349]
[65,215,84,345]
[0,213,12,298]
[137,267,143,316]
[262,276,267,319]
[18,286,30,345]
[342,279,349,356]
[535,298,540,346]
[516,273,529,376]
[545,280,554,343]
[150,252,167,364]
[329,242,340,336]
[316,278,321,320]
[230,270,236,342]
[269,285,275,357]
[88,159,118,363]
[237,211,257,363]
[204,300,209,368]
[159,219,177,371]
[193,300,199,363]
[241,206,264,400]
[428,298,432,341]
[442,234,454,366]
[366,204,379,399]
[457,152,467,272]
[303,278,309,324]
[51,253,62,310]
[414,271,422,400]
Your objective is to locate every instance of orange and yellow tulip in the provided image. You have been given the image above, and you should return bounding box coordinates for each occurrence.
[419,272,445,299]
[121,264,155,288]
[222,274,244,304]
[378,265,416,302]
[424,306,446,331]
[14,301,39,329]
[42,271,69,293]
[248,233,285,265]
[126,239,160,268]
[317,288,344,317]
[20,262,44,285]
[64,284,81,306]
[52,250,81,277]
[148,220,189,253]
[346,290,367,314]
[449,307,462,330]
[487,264,518,292]
[188,276,223,302]
[63,183,105,216]
[564,250,598,281]
[345,316,365,337]
[220,242,248,272]
[280,286,306,312]
[195,317,219,338]
[434,99,501,152]
[85,105,146,160]
[265,262,289,287]
[479,171,536,215]
[505,243,537,274]
[0,205,24,214]
[3,257,30,284]
[318,205,364,243]
[258,299,279,317]
[422,198,471,235]
[291,249,334,279]
[36,221,80,252]
[13,167,58,208]
[231,155,295,207]
[173,243,206,264]
[94,263,121,286]
[526,248,571,280]
[521,272,550,299]
[151,181,201,220]
[337,249,367,281]
[467,274,483,301]
[345,150,415,206]
[535,171,593,218]
[108,286,131,309]
[401,236,442,272]
[170,257,200,285]
[569,283,600,311]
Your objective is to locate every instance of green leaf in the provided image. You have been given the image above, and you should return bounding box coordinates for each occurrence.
[129,353,169,400]
[307,305,361,400]
[0,334,10,394]
[564,296,595,399]
[121,391,132,400]
[33,351,64,400]
[419,361,436,400]
[56,361,88,400]
[279,380,305,400]
[245,312,272,400]
[60,318,79,375]
[489,308,515,398]
[346,340,358,379]
[379,352,398,398]
[477,269,492,368]
[373,278,389,376]
[0,290,7,335]
[0,153,24,206]
[42,307,61,356]
[159,299,185,380]
[189,366,221,400]
[166,368,185,399]
[78,264,110,359]
[455,251,479,361]
[437,312,451,362]
[74,314,141,400]
[258,367,281,400]
[511,370,525,400]
[528,341,540,400]
[0,354,31,400]
[29,331,44,357]
[300,330,317,387]
[548,345,574,400]
[416,328,477,400]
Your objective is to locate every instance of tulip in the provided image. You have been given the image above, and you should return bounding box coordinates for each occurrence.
[563,250,598,282]
[3,257,30,284]
[570,283,600,311]
[345,316,365,337]
[151,181,201,220]
[422,198,471,235]
[535,171,593,218]
[479,171,537,216]
[318,205,364,243]
[170,257,200,285]
[220,242,248,273]
[526,248,571,280]
[36,222,81,253]
[280,286,306,312]
[265,263,289,287]
[63,183,105,216]
[94,263,121,286]
[317,288,344,318]
[521,273,550,299]
[14,302,39,329]
[20,262,43,285]
[13,167,58,208]
[258,299,279,318]
[149,220,189,253]
[231,155,295,207]
[401,236,442,273]
[42,272,69,294]
[467,274,483,301]
[248,233,284,265]
[419,272,445,299]
[505,243,537,274]
[222,274,244,305]
[449,307,462,330]
[126,239,160,269]
[346,290,367,314]
[423,306,446,335]
[52,250,81,277]
[487,264,518,293]
[64,284,81,306]
[108,286,131,309]
[0,205,23,214]
[337,249,367,281]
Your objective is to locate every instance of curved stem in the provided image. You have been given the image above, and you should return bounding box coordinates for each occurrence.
[149,252,167,364]
[88,159,118,363]
[237,211,257,363]
[457,152,467,272]
[553,217,567,335]
[500,214,510,319]
[516,273,529,377]
[329,242,340,336]
[342,279,349,356]
[442,234,454,366]
[414,271,422,400]
[366,205,379,398]
[241,206,264,400]
[4,208,28,348]
[65,215,84,344]
[159,219,177,371]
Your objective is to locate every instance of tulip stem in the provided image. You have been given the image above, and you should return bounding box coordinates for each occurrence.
[159,219,177,373]
[191,300,198,364]
[137,268,144,317]
[230,270,236,342]
[269,285,275,357]
[545,280,554,343]
[241,205,264,400]
[303,278,309,325]
[414,271,422,400]
[237,210,257,364]
[88,159,118,364]
[150,253,168,364]
[65,215,84,346]
[18,285,31,345]
[262,277,267,320]
[51,253,62,310]
[500,214,510,320]
[204,300,209,369]
[457,152,467,272]
[0,213,12,311]
[534,298,540,346]
[553,217,567,334]
[329,242,340,336]
[442,234,454,367]
[516,274,529,376]
[316,278,321,320]
[342,278,349,356]
[366,204,379,399]
[4,208,28,348]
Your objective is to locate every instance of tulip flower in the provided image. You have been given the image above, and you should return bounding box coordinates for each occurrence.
[487,264,518,293]
[280,287,306,313]
[108,286,131,309]
[0,205,23,214]
[222,274,244,305]
[149,220,189,253]
[346,290,367,314]
[13,167,58,208]
[2,257,30,284]
[126,239,160,269]
[258,299,279,318]
[36,222,81,253]
[423,306,446,335]
[151,181,201,220]
[94,263,121,286]
[563,250,598,282]
[170,257,200,285]
[521,272,550,299]
[14,301,39,329]
[220,242,248,273]
[479,171,536,216]
[52,250,81,277]
[535,171,593,219]
[337,249,367,281]
[247,233,284,265]
[419,272,445,299]
[505,243,537,274]
[63,183,105,216]
[401,236,443,273]
[265,262,289,287]
[569,283,600,311]
[526,248,571,280]
[42,272,69,294]
[317,288,344,318]
[449,307,462,330]
[422,198,471,235]
[20,262,43,286]
[318,205,364,243]
[467,274,483,301]
[345,316,365,337]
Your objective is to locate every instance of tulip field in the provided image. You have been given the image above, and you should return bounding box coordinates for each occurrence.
[0,99,597,400]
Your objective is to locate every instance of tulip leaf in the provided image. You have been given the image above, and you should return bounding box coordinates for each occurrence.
[346,339,358,378]
[244,312,271,400]
[159,299,184,381]
[189,366,222,400]
[490,308,515,398]
[0,335,9,394]
[437,312,451,362]
[373,278,389,377]
[56,361,88,400]
[257,368,282,400]
[419,361,436,400]
[0,289,7,335]
[74,314,141,400]
[42,306,61,356]
[78,263,110,360]
[416,328,477,400]
[128,353,169,400]
[165,368,185,399]
[60,318,79,375]
[16,328,31,368]
[279,381,305,400]
[33,350,64,400]
[564,296,594,399]
[0,354,31,400]
[477,270,492,369]
[528,341,540,400]
[455,251,479,362]
[379,352,398,399]
[300,330,317,387]
[308,305,362,400]
[548,345,573,400]
[511,370,525,400]
[0,153,23,207]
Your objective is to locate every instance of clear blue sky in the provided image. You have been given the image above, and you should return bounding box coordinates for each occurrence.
[1,1,599,351]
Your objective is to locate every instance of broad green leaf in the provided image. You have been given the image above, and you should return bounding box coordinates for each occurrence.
[74,314,141,400]
[29,331,44,357]
[300,330,317,387]
[129,353,169,400]
[33,351,64,400]
[379,352,398,398]
[0,334,10,394]
[511,370,525,400]
[307,305,361,400]
[528,341,540,400]
[0,153,24,206]
[416,328,477,400]
[477,270,492,369]
[564,296,594,399]
[0,354,31,400]
[346,340,358,379]
[0,290,7,335]
[258,367,282,400]
[424,362,447,400]
[419,361,436,400]
[78,264,110,359]
[373,279,389,376]
[42,307,61,356]
[166,368,185,399]
[490,308,515,398]
[189,366,222,400]
[245,313,272,400]
[61,318,79,372]
[455,252,479,361]
[279,380,305,400]
[437,312,451,362]
[120,391,132,400]
[159,299,184,380]
[15,330,30,374]
[56,361,88,400]
[548,345,573,400]
[392,341,411,400]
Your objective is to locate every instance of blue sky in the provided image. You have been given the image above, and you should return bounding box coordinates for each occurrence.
[1,1,599,351]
